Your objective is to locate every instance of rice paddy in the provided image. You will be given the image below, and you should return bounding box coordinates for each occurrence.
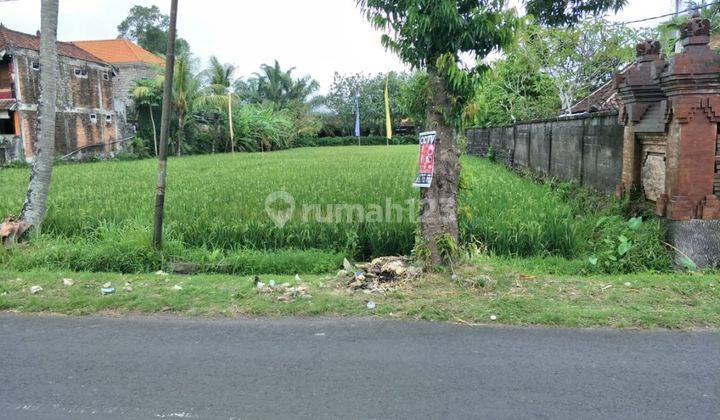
[0,146,663,274]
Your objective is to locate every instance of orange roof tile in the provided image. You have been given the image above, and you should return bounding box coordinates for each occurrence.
[72,39,164,65]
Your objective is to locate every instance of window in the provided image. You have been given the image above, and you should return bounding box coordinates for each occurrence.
[105,114,113,124]
[31,61,39,71]
[102,72,109,81]
[0,110,14,135]
[74,68,82,76]
[74,68,88,78]
[81,69,88,77]
[89,114,97,124]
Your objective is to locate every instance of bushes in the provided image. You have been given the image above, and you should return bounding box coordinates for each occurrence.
[233,104,297,152]
[294,135,417,148]
[583,215,671,274]
[459,158,672,273]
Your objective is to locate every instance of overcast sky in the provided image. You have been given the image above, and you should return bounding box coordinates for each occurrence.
[0,0,680,93]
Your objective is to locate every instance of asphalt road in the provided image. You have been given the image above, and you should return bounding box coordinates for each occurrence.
[0,315,718,419]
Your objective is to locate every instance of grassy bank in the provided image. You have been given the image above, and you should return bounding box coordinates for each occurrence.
[0,146,668,274]
[1,260,717,328]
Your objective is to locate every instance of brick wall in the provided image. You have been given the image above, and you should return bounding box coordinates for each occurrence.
[466,111,624,193]
[111,62,159,140]
[9,48,119,162]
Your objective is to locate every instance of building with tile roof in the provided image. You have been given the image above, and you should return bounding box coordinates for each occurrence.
[0,25,120,163]
[73,39,163,136]
[72,39,164,66]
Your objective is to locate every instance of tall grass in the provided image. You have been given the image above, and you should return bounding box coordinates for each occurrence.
[458,159,579,257]
[0,146,667,273]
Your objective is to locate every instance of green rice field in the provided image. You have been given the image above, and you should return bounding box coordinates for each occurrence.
[0,146,667,274]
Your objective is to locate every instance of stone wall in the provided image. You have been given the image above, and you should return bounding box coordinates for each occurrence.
[113,62,160,139]
[466,111,624,193]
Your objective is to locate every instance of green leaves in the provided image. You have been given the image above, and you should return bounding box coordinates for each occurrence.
[524,0,628,26]
[356,0,519,128]
[617,235,631,256]
[627,217,642,230]
[680,256,698,272]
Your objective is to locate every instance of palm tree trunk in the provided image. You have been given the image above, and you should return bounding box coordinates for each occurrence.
[149,104,158,156]
[176,112,184,156]
[228,93,235,153]
[419,68,460,266]
[20,0,59,231]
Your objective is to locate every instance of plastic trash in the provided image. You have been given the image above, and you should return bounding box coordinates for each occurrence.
[101,287,116,295]
[29,285,43,294]
[367,300,376,310]
[62,278,74,287]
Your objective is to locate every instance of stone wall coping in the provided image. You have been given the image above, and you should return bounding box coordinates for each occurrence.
[466,111,619,130]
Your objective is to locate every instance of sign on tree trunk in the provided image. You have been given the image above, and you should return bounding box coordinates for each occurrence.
[413,131,436,188]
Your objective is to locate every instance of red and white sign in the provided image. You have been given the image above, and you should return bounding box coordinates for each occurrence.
[413,131,436,188]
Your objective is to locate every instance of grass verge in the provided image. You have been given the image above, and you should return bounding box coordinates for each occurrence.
[2,258,718,329]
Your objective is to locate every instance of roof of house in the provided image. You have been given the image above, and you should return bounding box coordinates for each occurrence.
[569,80,620,114]
[0,25,105,64]
[570,35,720,115]
[72,39,164,65]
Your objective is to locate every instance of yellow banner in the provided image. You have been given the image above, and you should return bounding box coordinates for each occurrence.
[385,74,392,143]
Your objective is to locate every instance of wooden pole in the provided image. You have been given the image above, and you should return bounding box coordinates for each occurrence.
[153,0,178,249]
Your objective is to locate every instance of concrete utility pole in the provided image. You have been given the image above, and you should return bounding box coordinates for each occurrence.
[153,0,178,248]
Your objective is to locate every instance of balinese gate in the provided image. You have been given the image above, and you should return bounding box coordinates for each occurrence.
[616,13,720,267]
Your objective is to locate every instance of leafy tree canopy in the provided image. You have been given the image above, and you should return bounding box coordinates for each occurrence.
[525,0,627,25]
[117,5,191,57]
[324,71,426,136]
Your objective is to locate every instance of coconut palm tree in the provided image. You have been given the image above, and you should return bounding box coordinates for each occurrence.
[171,56,201,156]
[20,0,59,231]
[240,60,319,108]
[132,78,162,156]
[204,56,235,94]
[202,56,238,151]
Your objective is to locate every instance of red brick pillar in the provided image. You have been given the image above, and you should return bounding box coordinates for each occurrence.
[615,41,666,195]
[658,13,720,221]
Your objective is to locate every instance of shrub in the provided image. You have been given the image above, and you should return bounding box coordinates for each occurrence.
[294,135,417,148]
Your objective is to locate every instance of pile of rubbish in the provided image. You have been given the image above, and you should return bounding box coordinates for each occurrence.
[0,216,30,246]
[339,256,422,294]
[255,276,312,302]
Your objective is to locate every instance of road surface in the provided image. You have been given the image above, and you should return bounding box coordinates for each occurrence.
[0,314,718,419]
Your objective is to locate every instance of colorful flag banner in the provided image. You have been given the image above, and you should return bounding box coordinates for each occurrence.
[384,75,392,144]
[413,131,437,188]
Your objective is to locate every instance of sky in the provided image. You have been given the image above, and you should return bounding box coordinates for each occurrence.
[0,0,681,93]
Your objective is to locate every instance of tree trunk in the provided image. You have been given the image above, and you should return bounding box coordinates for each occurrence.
[176,112,184,156]
[420,68,460,265]
[228,93,235,153]
[149,104,158,156]
[20,0,59,231]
